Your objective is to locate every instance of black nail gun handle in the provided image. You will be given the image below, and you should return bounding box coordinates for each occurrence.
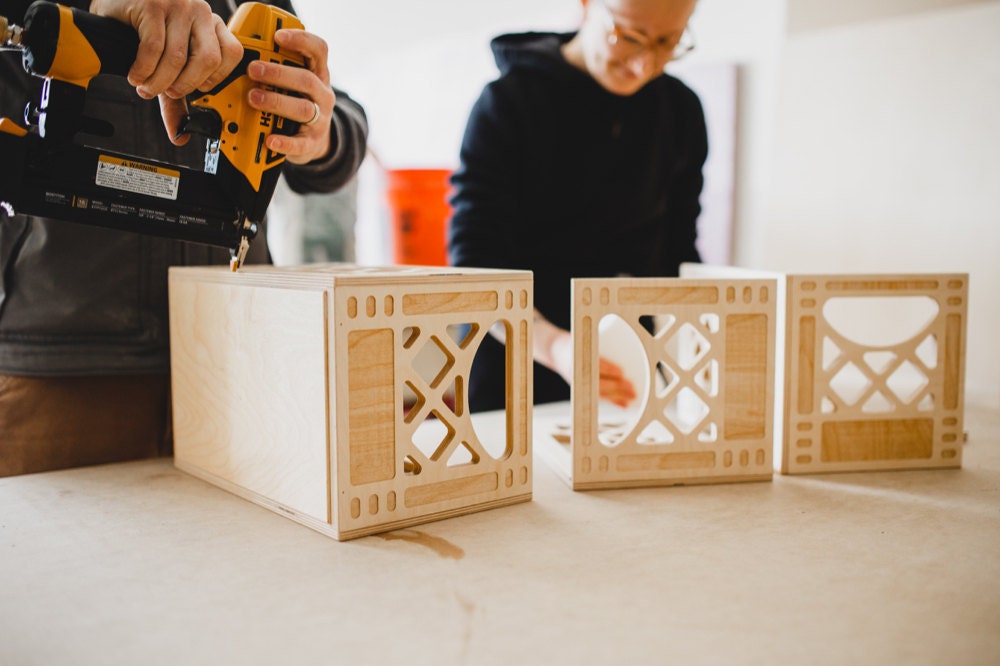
[20,0,138,84]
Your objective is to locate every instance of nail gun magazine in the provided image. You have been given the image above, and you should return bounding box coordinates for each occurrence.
[0,1,304,269]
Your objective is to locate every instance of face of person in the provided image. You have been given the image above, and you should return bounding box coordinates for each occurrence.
[576,0,697,96]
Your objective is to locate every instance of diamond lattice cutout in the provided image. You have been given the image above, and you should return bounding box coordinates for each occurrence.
[664,322,711,371]
[445,323,479,350]
[694,359,719,398]
[886,360,929,404]
[597,420,630,448]
[915,335,938,369]
[654,361,679,398]
[652,314,677,338]
[663,386,709,434]
[447,441,480,467]
[411,413,452,460]
[402,380,426,423]
[403,455,422,476]
[635,420,674,445]
[413,335,455,389]
[862,390,895,414]
[829,362,872,406]
[823,337,843,371]
[401,326,420,349]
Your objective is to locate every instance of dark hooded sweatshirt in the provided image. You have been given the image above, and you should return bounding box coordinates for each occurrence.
[448,32,707,411]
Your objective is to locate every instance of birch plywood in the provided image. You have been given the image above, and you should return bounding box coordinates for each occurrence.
[537,277,778,490]
[170,281,331,522]
[784,274,968,474]
[169,264,533,540]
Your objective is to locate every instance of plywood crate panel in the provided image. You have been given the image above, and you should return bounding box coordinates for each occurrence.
[169,264,533,540]
[681,264,969,474]
[783,274,967,474]
[536,277,778,490]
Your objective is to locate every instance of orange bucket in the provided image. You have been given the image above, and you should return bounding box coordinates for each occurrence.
[384,168,453,266]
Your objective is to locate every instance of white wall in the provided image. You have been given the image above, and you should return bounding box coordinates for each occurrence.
[764,1,1000,406]
[292,0,999,406]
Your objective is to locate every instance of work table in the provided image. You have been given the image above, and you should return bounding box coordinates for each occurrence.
[2,403,999,665]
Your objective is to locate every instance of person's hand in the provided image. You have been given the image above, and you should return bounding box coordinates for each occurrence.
[89,0,243,143]
[597,358,637,408]
[544,326,638,408]
[89,0,243,99]
[245,29,336,164]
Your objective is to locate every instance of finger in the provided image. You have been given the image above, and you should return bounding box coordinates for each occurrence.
[248,83,335,128]
[599,376,637,406]
[598,358,626,379]
[165,13,221,97]
[246,58,329,102]
[264,132,324,165]
[158,95,191,146]
[598,385,631,408]
[137,9,196,98]
[129,7,169,92]
[200,17,244,91]
[274,29,330,85]
[143,2,215,94]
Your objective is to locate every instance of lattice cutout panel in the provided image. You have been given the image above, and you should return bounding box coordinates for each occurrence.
[170,264,532,540]
[539,277,777,490]
[784,274,967,473]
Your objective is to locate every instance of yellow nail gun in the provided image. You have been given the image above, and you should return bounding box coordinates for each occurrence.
[0,1,305,270]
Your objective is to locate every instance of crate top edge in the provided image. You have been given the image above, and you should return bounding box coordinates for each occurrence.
[169,263,533,288]
[678,264,969,283]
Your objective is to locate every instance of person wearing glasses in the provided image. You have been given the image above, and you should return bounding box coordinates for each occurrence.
[448,0,705,412]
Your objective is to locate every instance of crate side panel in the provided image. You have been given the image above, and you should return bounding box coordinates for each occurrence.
[330,274,533,537]
[784,273,968,474]
[565,277,777,489]
[170,277,330,523]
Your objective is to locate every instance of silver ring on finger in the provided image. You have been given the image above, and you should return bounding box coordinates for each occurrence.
[303,101,321,126]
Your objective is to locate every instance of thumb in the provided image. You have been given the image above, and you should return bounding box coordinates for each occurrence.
[158,95,191,146]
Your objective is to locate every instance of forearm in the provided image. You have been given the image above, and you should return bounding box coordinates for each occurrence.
[531,309,572,377]
[488,309,571,380]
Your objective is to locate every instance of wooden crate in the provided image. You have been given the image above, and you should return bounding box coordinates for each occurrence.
[535,277,778,490]
[681,264,969,474]
[168,264,533,540]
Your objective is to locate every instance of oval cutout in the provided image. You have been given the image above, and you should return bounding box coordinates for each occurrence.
[597,314,650,447]
[468,319,511,460]
[823,296,939,347]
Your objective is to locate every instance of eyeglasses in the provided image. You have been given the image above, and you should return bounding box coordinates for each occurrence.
[596,1,695,62]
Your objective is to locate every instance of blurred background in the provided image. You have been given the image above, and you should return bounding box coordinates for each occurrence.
[270,0,1000,408]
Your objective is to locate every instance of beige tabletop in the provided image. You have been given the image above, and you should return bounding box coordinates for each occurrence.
[2,402,999,666]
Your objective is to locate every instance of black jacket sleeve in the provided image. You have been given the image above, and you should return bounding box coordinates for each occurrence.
[282,86,368,195]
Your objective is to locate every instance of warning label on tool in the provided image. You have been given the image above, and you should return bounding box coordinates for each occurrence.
[95,155,180,201]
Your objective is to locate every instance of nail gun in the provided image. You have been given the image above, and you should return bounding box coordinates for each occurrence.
[0,1,305,270]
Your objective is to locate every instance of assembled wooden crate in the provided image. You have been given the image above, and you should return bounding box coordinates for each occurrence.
[535,277,778,490]
[682,264,969,474]
[168,264,533,540]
